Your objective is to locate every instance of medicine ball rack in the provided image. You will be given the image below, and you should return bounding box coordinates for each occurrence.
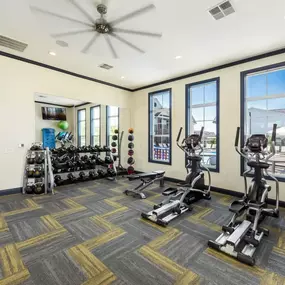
[51,145,118,186]
[110,130,126,175]
[23,143,55,195]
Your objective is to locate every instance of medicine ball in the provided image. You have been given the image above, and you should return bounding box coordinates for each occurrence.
[128,135,134,141]
[128,128,134,134]
[128,149,134,156]
[127,157,135,165]
[111,148,117,153]
[128,142,134,149]
[114,129,119,134]
[111,142,117,147]
[25,185,34,194]
[127,166,135,174]
[35,155,44,164]
[112,135,118,141]
[27,169,35,178]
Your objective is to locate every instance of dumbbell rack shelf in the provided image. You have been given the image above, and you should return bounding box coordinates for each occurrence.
[23,149,54,195]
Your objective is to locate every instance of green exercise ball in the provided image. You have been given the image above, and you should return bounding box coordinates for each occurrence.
[58,121,69,130]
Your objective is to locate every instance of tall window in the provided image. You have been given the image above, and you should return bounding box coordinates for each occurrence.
[90,105,101,146]
[186,78,220,171]
[106,106,119,146]
[242,64,285,178]
[77,109,86,147]
[149,89,172,164]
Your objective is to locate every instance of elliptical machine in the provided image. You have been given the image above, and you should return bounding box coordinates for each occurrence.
[208,124,279,266]
[141,127,211,226]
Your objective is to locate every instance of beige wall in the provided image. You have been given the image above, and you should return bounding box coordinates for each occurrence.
[131,53,285,201]
[0,56,131,190]
[35,102,75,143]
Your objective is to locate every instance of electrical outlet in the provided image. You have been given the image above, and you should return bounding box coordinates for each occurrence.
[18,144,24,148]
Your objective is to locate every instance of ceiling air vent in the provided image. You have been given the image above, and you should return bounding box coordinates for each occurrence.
[99,63,113,70]
[219,1,235,16]
[0,35,28,52]
[209,0,235,20]
[209,6,224,20]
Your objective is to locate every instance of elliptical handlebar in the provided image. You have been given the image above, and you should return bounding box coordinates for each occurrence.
[272,124,277,143]
[199,127,204,142]
[177,127,183,143]
[235,127,240,147]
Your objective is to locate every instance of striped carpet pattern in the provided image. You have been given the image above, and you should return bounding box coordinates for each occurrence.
[0,178,285,285]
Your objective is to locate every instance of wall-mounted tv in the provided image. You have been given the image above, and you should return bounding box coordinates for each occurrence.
[42,107,66,121]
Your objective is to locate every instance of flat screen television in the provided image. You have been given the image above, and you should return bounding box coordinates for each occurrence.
[42,107,67,121]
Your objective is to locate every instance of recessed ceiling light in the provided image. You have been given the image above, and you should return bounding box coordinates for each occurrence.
[175,55,182,59]
[39,95,46,98]
[48,51,56,56]
[121,76,125,79]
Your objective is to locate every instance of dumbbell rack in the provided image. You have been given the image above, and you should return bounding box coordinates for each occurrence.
[23,148,54,195]
[52,146,117,186]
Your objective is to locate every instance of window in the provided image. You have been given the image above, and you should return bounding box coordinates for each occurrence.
[90,105,101,146]
[149,89,172,164]
[106,106,119,146]
[242,64,285,178]
[186,78,220,172]
[77,109,86,147]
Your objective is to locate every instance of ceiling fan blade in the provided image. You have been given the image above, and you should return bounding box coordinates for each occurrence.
[112,28,162,38]
[81,33,100,53]
[67,0,95,24]
[109,33,144,54]
[104,35,118,59]
[30,6,93,27]
[51,29,95,38]
[109,4,155,26]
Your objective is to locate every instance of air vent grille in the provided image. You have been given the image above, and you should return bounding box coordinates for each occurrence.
[0,35,28,52]
[99,63,113,70]
[209,1,235,20]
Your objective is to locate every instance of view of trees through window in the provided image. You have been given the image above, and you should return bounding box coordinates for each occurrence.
[106,106,119,146]
[186,79,219,171]
[77,109,86,147]
[244,67,285,177]
[149,89,171,164]
[91,106,100,146]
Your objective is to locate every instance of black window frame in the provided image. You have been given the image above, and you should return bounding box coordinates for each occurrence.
[106,106,120,146]
[241,61,285,182]
[90,105,101,147]
[77,108,86,147]
[148,88,172,165]
[185,77,220,173]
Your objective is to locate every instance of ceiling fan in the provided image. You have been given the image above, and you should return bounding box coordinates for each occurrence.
[30,0,162,59]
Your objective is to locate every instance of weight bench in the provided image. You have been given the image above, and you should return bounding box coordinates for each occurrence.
[124,170,165,199]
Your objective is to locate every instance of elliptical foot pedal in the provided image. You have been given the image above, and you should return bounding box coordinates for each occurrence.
[229,201,246,214]
[162,188,178,196]
[244,235,259,247]
[208,240,220,250]
[222,225,234,234]
[237,253,255,266]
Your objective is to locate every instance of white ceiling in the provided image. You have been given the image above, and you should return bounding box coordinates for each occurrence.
[34,93,87,106]
[1,0,285,89]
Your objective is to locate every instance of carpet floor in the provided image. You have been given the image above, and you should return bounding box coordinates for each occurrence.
[0,178,285,285]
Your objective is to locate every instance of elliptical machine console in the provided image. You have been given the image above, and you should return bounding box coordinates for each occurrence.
[208,124,279,266]
[141,127,211,226]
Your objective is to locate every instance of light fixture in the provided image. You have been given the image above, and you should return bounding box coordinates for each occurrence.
[175,55,182,59]
[121,76,125,79]
[48,51,56,56]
